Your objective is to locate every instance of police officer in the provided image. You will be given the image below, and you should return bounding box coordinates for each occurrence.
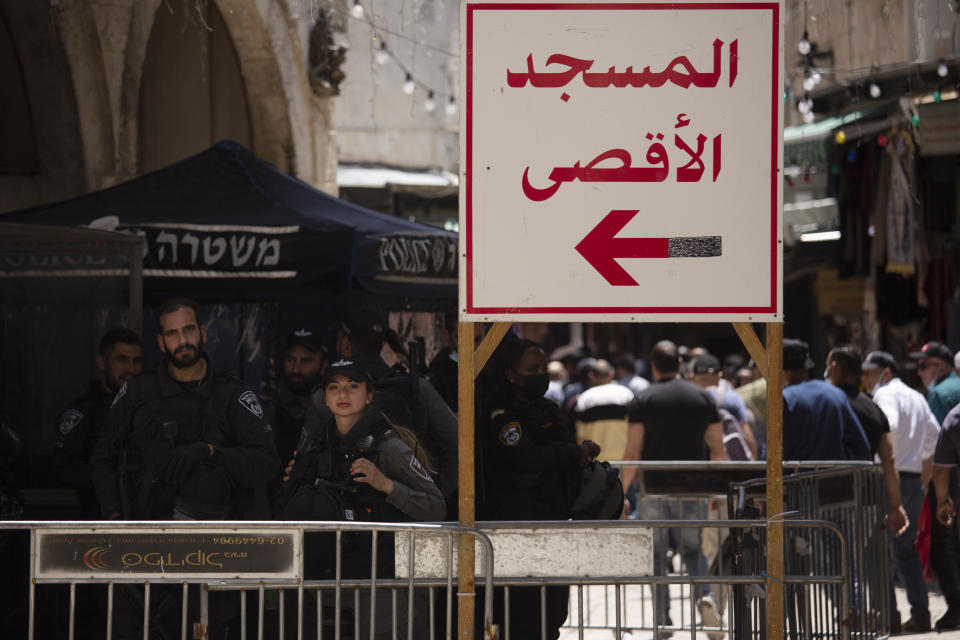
[481,338,599,640]
[91,298,279,520]
[332,308,458,507]
[55,327,142,518]
[280,359,444,639]
[262,328,328,483]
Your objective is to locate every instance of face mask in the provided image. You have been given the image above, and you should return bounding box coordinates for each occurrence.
[518,373,550,400]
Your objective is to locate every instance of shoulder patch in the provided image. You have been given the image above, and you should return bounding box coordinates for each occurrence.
[409,455,431,481]
[239,390,264,418]
[58,409,84,435]
[498,422,522,447]
[110,382,127,408]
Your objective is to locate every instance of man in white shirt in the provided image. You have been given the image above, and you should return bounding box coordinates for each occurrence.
[861,350,940,633]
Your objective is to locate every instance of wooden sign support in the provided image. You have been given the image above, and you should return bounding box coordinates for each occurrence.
[734,322,784,640]
[456,321,784,640]
[458,321,510,640]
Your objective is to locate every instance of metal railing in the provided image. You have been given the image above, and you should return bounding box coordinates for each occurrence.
[729,463,890,640]
[2,520,495,640]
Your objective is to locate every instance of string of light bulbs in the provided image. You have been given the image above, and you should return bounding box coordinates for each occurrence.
[343,0,458,116]
[791,52,955,123]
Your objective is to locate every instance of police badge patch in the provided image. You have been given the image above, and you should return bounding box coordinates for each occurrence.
[498,422,522,446]
[409,455,431,481]
[110,382,127,408]
[58,409,84,435]
[239,390,264,418]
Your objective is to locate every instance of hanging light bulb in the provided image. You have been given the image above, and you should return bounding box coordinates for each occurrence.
[810,71,822,86]
[937,59,948,78]
[798,31,812,56]
[350,0,364,19]
[445,95,458,116]
[869,82,881,99]
[803,110,815,124]
[402,73,415,95]
[374,41,389,65]
[424,91,436,112]
[834,130,846,144]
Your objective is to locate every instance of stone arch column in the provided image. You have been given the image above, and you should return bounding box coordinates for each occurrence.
[116,0,328,185]
[54,0,117,191]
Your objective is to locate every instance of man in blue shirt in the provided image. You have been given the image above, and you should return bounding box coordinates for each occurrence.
[782,339,870,461]
[910,341,960,424]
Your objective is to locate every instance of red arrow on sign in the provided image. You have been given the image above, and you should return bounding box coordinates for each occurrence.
[574,209,721,286]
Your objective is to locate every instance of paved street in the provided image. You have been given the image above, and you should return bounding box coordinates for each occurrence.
[559,583,953,639]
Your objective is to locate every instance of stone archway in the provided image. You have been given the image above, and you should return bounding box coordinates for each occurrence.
[117,0,315,181]
[0,0,111,210]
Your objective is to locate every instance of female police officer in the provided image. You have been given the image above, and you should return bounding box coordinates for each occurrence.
[481,339,600,639]
[281,358,444,638]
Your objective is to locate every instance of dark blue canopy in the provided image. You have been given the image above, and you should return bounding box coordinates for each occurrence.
[1,140,457,303]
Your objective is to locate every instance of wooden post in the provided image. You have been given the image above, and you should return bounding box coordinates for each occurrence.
[458,320,477,640]
[457,321,511,640]
[765,322,784,639]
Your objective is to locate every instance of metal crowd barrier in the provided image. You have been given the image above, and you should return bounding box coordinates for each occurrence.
[571,461,884,640]
[0,520,495,640]
[1,461,884,640]
[729,462,890,640]
[479,519,847,640]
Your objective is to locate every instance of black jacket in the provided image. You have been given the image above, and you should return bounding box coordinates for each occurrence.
[91,355,279,519]
[482,394,582,521]
[54,381,115,518]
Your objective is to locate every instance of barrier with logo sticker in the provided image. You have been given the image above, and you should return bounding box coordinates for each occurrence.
[33,527,301,581]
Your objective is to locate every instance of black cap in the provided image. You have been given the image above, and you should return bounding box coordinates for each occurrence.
[908,341,954,365]
[284,328,327,354]
[783,339,814,371]
[691,354,721,374]
[339,309,386,346]
[321,359,374,386]
[862,350,896,373]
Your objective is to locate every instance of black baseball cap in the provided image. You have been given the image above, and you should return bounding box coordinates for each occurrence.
[691,354,721,374]
[783,339,814,371]
[908,341,954,365]
[321,359,374,386]
[284,328,327,354]
[338,309,387,346]
[862,350,897,373]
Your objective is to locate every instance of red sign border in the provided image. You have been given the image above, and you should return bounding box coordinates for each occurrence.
[464,2,781,315]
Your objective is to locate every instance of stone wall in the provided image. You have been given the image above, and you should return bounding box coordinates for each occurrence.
[0,0,338,213]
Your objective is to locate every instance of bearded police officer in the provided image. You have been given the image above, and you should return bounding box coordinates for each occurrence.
[91,298,279,520]
[54,328,142,518]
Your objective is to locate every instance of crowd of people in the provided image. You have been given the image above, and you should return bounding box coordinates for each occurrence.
[25,298,960,636]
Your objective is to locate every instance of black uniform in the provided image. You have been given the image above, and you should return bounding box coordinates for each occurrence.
[91,355,279,520]
[261,381,308,468]
[341,355,458,503]
[279,406,444,639]
[53,381,115,518]
[427,346,459,413]
[482,394,582,640]
[261,380,310,511]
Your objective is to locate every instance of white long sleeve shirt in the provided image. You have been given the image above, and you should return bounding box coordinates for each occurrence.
[873,377,940,473]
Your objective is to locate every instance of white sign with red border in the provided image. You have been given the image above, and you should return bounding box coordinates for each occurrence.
[460,0,783,322]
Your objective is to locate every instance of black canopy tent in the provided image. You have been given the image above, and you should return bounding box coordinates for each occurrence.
[0,143,457,472]
[1,140,457,303]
